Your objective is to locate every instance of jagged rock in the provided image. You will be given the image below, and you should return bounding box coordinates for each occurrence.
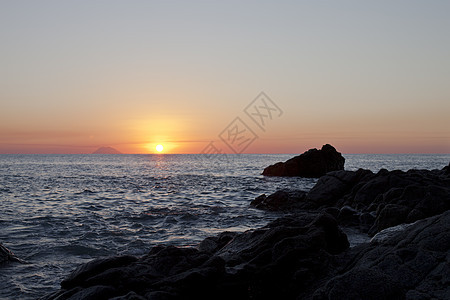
[313,211,450,300]
[250,189,308,211]
[42,213,349,299]
[305,169,374,206]
[254,165,450,235]
[443,162,450,174]
[303,166,450,235]
[369,222,416,244]
[198,232,238,254]
[43,211,450,300]
[262,144,345,178]
[336,206,359,226]
[61,255,138,290]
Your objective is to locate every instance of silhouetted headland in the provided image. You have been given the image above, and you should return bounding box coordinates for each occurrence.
[92,146,122,154]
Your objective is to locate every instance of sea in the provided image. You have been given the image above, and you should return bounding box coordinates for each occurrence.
[0,153,449,299]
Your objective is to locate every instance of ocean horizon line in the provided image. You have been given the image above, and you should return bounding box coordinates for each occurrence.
[1,152,450,155]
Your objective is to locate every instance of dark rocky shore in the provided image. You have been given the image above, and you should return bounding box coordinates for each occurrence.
[25,147,450,299]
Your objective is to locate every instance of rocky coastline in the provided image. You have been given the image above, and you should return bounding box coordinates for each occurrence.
[8,147,447,299]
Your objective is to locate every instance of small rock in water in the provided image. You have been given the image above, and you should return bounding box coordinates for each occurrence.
[0,243,22,264]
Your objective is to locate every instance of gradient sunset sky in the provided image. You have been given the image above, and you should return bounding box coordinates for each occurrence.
[1,1,449,154]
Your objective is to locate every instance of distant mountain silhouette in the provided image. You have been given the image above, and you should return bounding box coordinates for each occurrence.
[92,146,122,154]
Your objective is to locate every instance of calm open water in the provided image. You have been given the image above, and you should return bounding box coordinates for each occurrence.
[0,153,449,299]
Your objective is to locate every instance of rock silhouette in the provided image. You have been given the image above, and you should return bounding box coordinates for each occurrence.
[262,144,345,177]
[0,243,22,264]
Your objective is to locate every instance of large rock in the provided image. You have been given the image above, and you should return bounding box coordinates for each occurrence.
[262,144,345,178]
[306,168,374,207]
[254,164,450,235]
[41,213,349,300]
[250,189,309,211]
[443,162,450,174]
[42,211,450,300]
[314,211,450,300]
[303,165,450,235]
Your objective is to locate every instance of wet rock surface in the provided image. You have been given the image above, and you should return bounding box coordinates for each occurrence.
[42,213,350,300]
[250,189,309,211]
[262,144,345,178]
[258,165,450,235]
[308,165,450,235]
[41,211,450,300]
[314,211,450,300]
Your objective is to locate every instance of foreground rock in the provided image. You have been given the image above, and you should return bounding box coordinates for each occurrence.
[262,144,345,177]
[42,211,450,300]
[250,189,309,211]
[42,213,349,299]
[308,165,450,235]
[315,211,450,300]
[256,164,450,235]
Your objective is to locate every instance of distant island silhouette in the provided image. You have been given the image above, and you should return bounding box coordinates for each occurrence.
[92,146,122,154]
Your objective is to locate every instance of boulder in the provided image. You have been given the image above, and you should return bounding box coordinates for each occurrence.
[262,144,345,177]
[255,165,450,235]
[250,189,308,211]
[443,162,450,175]
[43,211,450,299]
[304,165,450,235]
[313,211,450,300]
[61,255,138,290]
[305,169,374,206]
[42,213,349,299]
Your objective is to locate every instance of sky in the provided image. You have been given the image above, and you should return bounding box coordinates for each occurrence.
[1,0,449,154]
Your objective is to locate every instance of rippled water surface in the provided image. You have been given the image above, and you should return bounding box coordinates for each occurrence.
[0,153,449,298]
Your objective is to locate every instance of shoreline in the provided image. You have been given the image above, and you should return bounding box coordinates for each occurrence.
[39,162,450,299]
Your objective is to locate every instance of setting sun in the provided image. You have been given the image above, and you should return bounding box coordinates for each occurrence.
[156,144,164,152]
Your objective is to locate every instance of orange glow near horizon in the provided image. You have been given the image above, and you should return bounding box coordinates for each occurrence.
[1,2,450,155]
[0,141,449,155]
